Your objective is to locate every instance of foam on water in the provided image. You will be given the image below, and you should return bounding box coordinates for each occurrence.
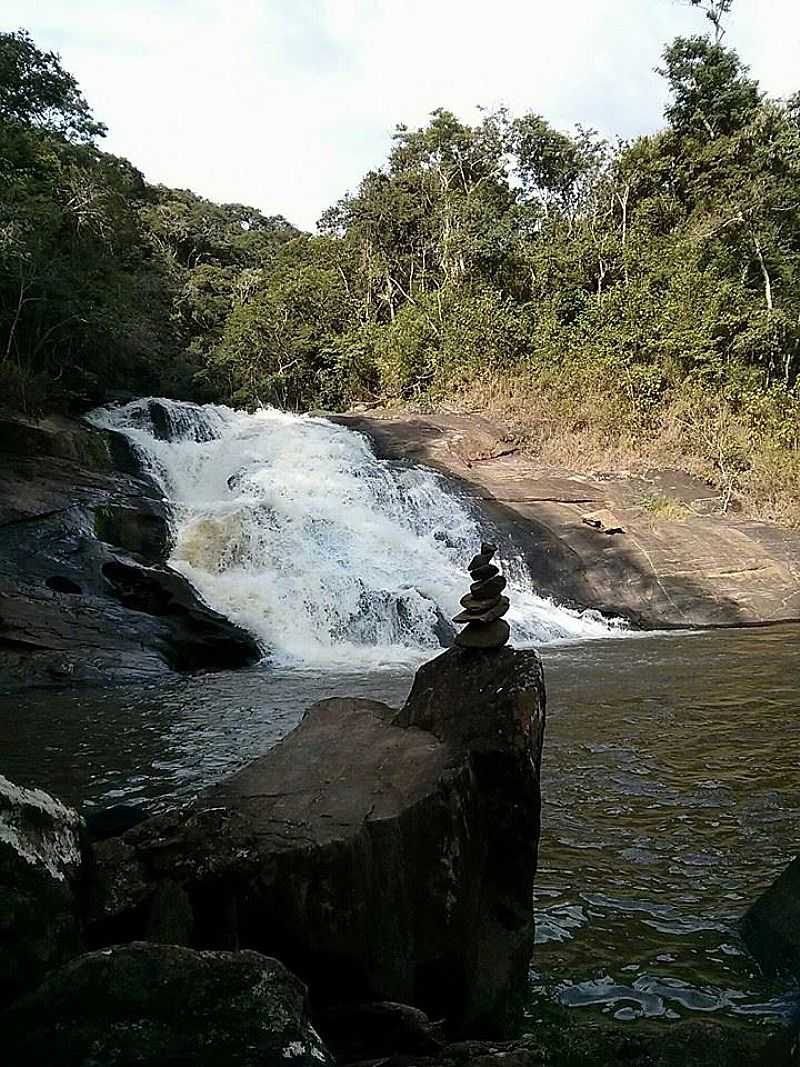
[88,399,623,667]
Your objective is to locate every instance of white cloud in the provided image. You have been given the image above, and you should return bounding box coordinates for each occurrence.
[5,0,799,229]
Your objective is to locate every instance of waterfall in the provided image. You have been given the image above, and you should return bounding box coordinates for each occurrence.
[88,399,623,668]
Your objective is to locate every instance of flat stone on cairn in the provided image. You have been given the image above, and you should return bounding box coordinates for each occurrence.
[453,543,511,650]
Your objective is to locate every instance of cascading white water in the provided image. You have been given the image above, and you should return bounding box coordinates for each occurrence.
[88,399,623,667]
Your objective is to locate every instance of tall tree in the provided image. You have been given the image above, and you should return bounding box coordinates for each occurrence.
[0,29,106,143]
[659,35,761,140]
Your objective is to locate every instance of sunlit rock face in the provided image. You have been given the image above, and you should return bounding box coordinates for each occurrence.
[0,775,85,1005]
[89,645,546,1038]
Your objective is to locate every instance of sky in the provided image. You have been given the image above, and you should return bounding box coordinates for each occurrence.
[5,1,800,230]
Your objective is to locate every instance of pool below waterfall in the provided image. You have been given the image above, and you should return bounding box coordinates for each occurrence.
[4,624,798,1030]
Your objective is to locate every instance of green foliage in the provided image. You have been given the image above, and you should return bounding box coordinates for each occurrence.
[209,236,356,409]
[1,24,799,520]
[659,36,761,140]
[0,29,106,142]
[639,493,690,520]
[0,32,298,413]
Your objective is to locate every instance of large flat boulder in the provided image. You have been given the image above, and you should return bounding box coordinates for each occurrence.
[0,774,85,1006]
[89,646,546,1038]
[741,855,800,981]
[334,412,800,628]
[3,942,332,1067]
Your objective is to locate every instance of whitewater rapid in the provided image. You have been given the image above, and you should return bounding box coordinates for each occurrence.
[88,399,623,668]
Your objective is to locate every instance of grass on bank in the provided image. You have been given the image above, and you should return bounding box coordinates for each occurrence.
[638,494,692,521]
[409,366,800,529]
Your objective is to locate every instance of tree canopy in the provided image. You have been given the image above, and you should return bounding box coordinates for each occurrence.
[1,14,798,522]
[0,29,106,142]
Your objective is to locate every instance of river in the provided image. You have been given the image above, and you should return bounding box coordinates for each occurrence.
[2,399,798,1033]
[4,625,798,1029]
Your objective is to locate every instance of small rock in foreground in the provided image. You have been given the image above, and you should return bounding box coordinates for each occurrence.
[3,942,332,1067]
[0,773,85,1005]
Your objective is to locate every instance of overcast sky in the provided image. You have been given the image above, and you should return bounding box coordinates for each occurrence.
[6,1,800,230]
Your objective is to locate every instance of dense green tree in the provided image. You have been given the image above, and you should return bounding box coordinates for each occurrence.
[1,21,798,521]
[659,36,761,140]
[0,29,106,142]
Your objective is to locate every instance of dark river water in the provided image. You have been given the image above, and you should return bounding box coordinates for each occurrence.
[2,625,798,1029]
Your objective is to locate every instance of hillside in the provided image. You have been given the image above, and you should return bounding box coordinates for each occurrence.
[1,15,799,524]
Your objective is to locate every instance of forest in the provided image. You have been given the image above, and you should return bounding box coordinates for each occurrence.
[1,2,799,523]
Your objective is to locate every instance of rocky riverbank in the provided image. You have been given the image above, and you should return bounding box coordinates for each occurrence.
[2,642,545,1059]
[4,400,798,690]
[3,640,797,1065]
[0,408,260,689]
[335,411,800,629]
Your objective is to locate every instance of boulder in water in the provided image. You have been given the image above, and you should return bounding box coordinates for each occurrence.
[0,775,85,1006]
[3,942,332,1067]
[88,646,546,1038]
[83,803,151,842]
[319,1000,444,1060]
[147,398,173,440]
[741,855,800,981]
[94,503,172,562]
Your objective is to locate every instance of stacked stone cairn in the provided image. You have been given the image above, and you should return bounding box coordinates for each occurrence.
[453,542,511,650]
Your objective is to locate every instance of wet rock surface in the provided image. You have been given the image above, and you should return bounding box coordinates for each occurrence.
[0,774,85,1006]
[334,412,800,628]
[319,999,445,1061]
[344,1015,795,1067]
[3,941,332,1067]
[742,855,800,982]
[88,646,545,1038]
[0,409,260,688]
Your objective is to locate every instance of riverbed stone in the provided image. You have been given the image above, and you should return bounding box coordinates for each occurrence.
[468,551,493,570]
[741,855,800,981]
[0,774,85,1006]
[453,596,510,624]
[357,1016,792,1067]
[470,562,500,582]
[3,942,332,1067]
[455,618,511,649]
[319,999,444,1060]
[460,592,500,610]
[470,574,507,600]
[89,647,546,1038]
